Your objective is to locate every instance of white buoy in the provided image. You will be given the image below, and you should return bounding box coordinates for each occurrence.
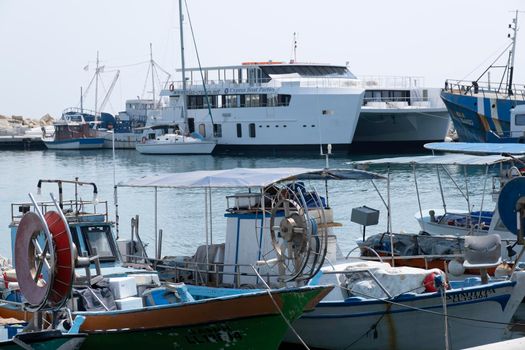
[448,260,465,276]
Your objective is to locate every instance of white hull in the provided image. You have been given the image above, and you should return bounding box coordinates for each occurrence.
[135,141,216,154]
[289,279,522,350]
[285,265,525,350]
[101,132,142,149]
[157,87,364,147]
[354,108,450,142]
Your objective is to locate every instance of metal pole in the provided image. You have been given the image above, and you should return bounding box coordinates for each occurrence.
[205,188,209,271]
[463,165,472,233]
[436,165,447,214]
[178,0,188,131]
[154,187,158,260]
[387,166,395,267]
[209,188,213,244]
[413,164,423,221]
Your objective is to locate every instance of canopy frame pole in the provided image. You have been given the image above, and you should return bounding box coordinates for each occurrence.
[154,187,158,260]
[463,165,473,234]
[477,165,490,229]
[205,188,209,283]
[387,166,395,266]
[441,165,468,201]
[413,164,423,221]
[208,187,213,245]
[370,180,388,209]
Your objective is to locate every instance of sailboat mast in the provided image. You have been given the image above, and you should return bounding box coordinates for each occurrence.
[508,10,518,96]
[150,43,156,105]
[95,51,100,120]
[179,0,188,132]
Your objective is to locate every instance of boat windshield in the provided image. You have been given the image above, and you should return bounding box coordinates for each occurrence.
[259,65,356,79]
[80,225,117,261]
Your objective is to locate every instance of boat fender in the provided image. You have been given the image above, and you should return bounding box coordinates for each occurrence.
[169,83,175,92]
[448,260,465,276]
[423,271,445,292]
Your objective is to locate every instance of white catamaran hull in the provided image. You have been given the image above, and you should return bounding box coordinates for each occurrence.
[353,108,450,143]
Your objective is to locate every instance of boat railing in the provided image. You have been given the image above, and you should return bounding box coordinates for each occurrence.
[10,200,109,225]
[154,260,289,289]
[362,96,434,107]
[358,253,464,270]
[358,75,426,89]
[62,107,102,118]
[443,79,525,101]
[166,76,362,92]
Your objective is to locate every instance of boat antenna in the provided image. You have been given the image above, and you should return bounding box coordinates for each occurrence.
[291,32,298,63]
[178,0,189,135]
[507,10,520,96]
[150,43,156,103]
[80,86,83,114]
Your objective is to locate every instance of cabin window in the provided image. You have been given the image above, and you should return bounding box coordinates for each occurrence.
[188,118,195,133]
[277,94,291,106]
[81,225,117,262]
[198,123,206,137]
[236,123,242,138]
[515,114,525,126]
[249,123,256,138]
[213,123,222,137]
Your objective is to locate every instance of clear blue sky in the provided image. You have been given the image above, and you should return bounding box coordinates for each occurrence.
[1,0,523,119]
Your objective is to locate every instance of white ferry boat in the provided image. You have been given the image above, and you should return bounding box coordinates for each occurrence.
[352,75,450,149]
[149,61,364,153]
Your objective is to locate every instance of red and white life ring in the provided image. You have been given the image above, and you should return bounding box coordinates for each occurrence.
[15,211,74,310]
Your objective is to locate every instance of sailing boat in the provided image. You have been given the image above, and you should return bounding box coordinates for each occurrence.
[43,52,118,150]
[135,0,216,155]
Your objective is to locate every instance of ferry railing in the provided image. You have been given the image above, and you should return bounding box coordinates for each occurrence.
[10,200,109,225]
[443,79,525,101]
[166,77,362,91]
[358,75,426,89]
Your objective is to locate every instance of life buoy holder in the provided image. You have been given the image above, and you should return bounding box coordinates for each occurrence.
[15,211,74,311]
[169,83,175,92]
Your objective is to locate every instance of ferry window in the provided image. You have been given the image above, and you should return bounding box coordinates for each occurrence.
[236,123,242,138]
[198,123,206,137]
[249,123,256,138]
[81,225,117,262]
[515,114,525,126]
[188,118,195,133]
[224,95,238,108]
[267,94,277,107]
[213,123,222,137]
[260,94,268,107]
[240,95,246,107]
[277,94,291,106]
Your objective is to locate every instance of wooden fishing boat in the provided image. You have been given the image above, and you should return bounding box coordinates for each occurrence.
[0,178,331,349]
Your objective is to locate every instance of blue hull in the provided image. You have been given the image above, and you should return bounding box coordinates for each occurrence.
[441,90,525,142]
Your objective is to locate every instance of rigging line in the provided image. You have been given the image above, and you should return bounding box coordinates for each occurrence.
[141,65,152,99]
[105,60,150,69]
[460,42,513,82]
[344,304,391,350]
[473,42,514,84]
[184,0,215,126]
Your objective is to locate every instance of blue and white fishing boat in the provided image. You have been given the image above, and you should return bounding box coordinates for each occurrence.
[441,11,525,143]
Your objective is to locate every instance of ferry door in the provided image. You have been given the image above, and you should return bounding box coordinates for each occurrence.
[198,123,206,137]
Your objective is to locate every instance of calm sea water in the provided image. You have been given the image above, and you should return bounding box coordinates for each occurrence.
[0,148,498,261]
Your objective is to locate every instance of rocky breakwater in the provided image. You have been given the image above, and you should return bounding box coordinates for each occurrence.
[0,114,55,149]
[0,114,55,136]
